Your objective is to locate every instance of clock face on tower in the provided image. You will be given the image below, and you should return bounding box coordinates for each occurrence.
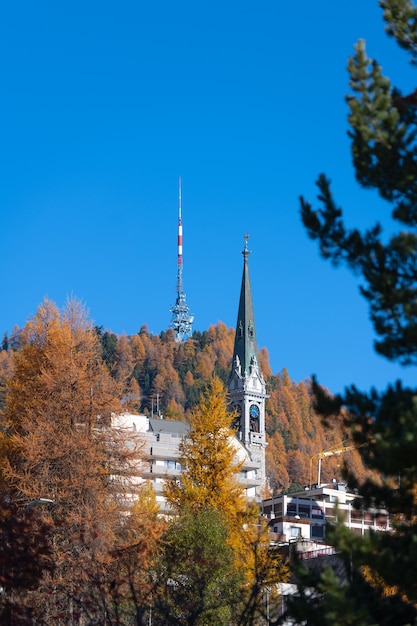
[249,404,260,432]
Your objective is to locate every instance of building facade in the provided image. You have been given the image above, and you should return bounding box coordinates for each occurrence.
[112,412,262,511]
[262,483,391,544]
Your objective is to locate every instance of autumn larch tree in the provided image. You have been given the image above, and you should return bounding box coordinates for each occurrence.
[81,481,166,626]
[288,1,417,623]
[0,298,151,623]
[162,377,288,624]
[0,497,55,625]
[163,377,257,539]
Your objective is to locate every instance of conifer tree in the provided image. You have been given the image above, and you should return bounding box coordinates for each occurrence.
[162,378,288,624]
[152,506,242,626]
[0,298,149,623]
[291,1,417,623]
[83,482,166,626]
[163,377,257,531]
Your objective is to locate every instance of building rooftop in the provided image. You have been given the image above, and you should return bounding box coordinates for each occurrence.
[148,417,189,437]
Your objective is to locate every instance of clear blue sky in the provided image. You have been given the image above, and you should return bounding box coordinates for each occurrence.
[1,1,416,394]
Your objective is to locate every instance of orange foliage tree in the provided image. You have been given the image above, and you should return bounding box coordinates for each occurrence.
[0,298,162,623]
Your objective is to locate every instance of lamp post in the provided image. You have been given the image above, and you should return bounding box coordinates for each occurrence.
[20,498,55,514]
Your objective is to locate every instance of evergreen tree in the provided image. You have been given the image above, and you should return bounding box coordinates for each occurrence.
[100,329,119,368]
[152,506,242,626]
[291,1,417,623]
[1,332,8,352]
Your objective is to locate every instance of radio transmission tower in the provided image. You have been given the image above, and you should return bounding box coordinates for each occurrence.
[170,178,194,342]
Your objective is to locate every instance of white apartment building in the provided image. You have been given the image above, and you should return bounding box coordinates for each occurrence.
[262,483,391,544]
[112,412,262,512]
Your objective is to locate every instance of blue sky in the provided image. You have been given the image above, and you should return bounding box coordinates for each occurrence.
[1,1,416,394]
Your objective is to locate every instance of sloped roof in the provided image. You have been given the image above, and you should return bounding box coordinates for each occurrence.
[148,417,189,436]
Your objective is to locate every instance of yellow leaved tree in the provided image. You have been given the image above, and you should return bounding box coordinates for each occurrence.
[163,377,256,538]
[162,377,288,625]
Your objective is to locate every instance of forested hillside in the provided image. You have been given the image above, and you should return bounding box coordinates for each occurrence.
[0,320,367,493]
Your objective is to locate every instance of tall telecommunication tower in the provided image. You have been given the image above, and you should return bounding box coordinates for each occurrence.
[170,178,194,342]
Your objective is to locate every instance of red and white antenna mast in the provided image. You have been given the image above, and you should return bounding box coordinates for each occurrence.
[170,177,194,342]
[177,177,183,291]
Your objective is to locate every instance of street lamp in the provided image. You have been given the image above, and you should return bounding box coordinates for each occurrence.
[21,498,55,514]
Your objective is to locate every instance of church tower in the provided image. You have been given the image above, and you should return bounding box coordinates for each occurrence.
[228,234,268,497]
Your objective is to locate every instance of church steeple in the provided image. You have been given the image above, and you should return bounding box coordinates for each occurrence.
[231,233,258,378]
[228,234,268,499]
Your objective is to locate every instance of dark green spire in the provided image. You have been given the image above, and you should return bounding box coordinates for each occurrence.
[231,234,258,377]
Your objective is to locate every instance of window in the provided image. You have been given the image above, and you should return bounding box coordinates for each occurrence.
[311,524,324,539]
[312,506,324,519]
[274,503,283,516]
[299,504,310,518]
[363,512,372,520]
[287,503,297,516]
[290,526,301,538]
[250,418,259,432]
[164,460,181,471]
